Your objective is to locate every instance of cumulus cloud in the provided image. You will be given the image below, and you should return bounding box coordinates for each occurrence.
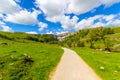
[0,0,41,25]
[0,25,13,32]
[35,0,120,31]
[75,14,120,30]
[60,16,79,30]
[38,22,48,31]
[0,0,21,14]
[5,9,40,25]
[0,21,13,32]
[0,14,4,19]
[46,31,53,34]
[36,0,120,15]
[67,0,120,14]
[47,15,79,30]
[0,21,5,25]
[35,0,68,17]
[46,14,103,31]
[67,0,100,14]
[47,13,120,31]
[101,0,120,6]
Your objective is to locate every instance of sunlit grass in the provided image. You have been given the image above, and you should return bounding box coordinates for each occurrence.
[0,39,63,80]
[72,47,120,80]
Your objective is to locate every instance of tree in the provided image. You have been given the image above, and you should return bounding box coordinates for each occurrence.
[104,38,112,51]
[87,28,97,48]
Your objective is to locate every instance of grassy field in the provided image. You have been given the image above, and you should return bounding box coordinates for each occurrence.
[0,38,63,80]
[72,47,120,80]
[0,26,120,80]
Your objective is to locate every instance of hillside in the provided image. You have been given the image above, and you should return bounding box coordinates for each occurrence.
[60,26,120,52]
[0,32,63,80]
[0,32,58,44]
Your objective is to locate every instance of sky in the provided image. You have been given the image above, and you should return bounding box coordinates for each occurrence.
[0,0,120,34]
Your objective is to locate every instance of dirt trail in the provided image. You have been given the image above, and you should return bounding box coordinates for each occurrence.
[50,48,102,80]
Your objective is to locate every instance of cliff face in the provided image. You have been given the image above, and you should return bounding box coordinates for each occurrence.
[56,32,75,41]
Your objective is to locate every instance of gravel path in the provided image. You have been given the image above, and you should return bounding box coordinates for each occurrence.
[50,48,102,80]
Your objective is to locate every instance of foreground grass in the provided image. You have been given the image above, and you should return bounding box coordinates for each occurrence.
[72,47,120,80]
[0,39,63,80]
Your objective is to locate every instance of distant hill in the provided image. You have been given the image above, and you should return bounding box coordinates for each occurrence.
[0,32,58,44]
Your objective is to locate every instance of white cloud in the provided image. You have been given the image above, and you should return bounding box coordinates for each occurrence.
[35,0,120,31]
[0,21,13,32]
[35,0,100,17]
[38,22,48,31]
[0,14,4,19]
[26,31,38,34]
[47,15,77,30]
[0,21,5,25]
[102,14,115,21]
[0,0,21,14]
[46,31,53,34]
[101,0,120,6]
[112,19,120,25]
[0,25,13,32]
[47,13,120,31]
[46,15,62,23]
[60,15,79,30]
[5,9,40,25]
[36,0,120,16]
[67,0,100,14]
[35,0,68,17]
[47,15,79,30]
[67,0,120,14]
[75,14,120,30]
[0,0,41,25]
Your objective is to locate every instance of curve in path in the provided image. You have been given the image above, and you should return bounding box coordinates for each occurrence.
[50,48,102,80]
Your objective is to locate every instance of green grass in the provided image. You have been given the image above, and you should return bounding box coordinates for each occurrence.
[112,26,120,33]
[0,38,63,80]
[72,47,120,80]
[107,33,120,38]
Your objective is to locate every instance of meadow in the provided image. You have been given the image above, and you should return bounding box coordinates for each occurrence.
[72,47,120,80]
[0,26,120,80]
[0,38,63,80]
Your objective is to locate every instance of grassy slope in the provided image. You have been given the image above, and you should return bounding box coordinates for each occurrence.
[70,27,120,80]
[72,47,120,80]
[0,38,63,80]
[112,26,120,33]
[61,26,120,50]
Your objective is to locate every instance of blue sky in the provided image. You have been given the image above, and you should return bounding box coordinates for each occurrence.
[0,0,120,34]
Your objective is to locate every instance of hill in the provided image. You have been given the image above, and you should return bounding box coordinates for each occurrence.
[60,26,120,52]
[0,32,63,80]
[0,32,58,44]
